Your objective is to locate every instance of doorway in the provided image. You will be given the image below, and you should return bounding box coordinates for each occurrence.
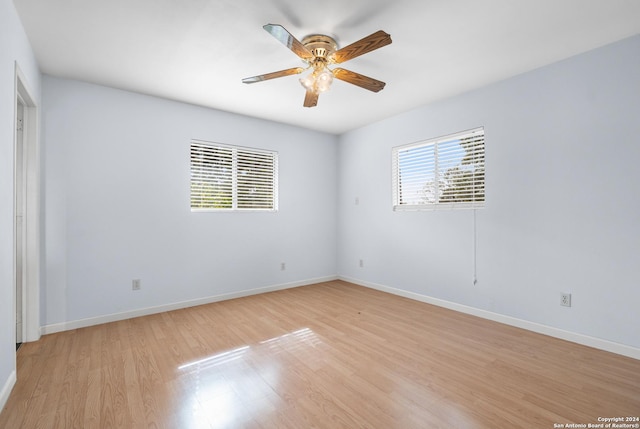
[14,66,40,347]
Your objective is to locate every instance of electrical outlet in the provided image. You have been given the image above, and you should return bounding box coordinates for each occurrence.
[280,262,286,271]
[359,259,364,268]
[132,279,141,291]
[560,292,571,307]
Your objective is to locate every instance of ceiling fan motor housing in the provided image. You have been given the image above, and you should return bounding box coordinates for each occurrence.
[301,34,338,62]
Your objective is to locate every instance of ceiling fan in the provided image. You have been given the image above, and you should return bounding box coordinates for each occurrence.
[242,24,392,107]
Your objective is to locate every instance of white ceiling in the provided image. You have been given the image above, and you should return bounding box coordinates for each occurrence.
[13,0,640,134]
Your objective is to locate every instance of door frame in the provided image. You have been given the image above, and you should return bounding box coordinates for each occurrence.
[14,64,40,344]
[15,96,24,345]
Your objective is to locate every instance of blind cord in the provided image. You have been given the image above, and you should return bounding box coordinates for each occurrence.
[473,208,478,285]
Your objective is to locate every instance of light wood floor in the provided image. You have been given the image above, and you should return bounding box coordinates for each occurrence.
[1,281,639,428]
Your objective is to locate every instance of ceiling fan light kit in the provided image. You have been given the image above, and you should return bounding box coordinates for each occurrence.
[242,24,392,107]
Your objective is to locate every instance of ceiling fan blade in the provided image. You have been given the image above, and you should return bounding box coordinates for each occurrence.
[263,24,314,60]
[242,67,305,84]
[303,90,319,107]
[331,30,391,64]
[332,68,386,93]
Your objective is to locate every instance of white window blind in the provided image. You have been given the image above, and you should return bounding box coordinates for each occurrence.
[392,127,485,210]
[190,141,278,211]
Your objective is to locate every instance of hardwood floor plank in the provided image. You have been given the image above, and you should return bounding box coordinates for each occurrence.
[1,280,639,428]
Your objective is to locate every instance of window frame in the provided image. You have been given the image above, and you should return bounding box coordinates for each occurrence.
[392,127,485,211]
[190,140,279,212]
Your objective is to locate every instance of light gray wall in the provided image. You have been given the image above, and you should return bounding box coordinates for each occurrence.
[0,0,41,404]
[42,76,338,326]
[338,35,640,349]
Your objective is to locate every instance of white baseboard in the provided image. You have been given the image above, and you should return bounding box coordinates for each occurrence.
[340,275,640,361]
[42,275,338,335]
[0,370,17,411]
[38,274,640,360]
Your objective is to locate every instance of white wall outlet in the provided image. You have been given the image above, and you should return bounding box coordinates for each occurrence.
[355,197,360,205]
[359,259,364,268]
[560,292,571,307]
[280,262,286,271]
[132,279,141,291]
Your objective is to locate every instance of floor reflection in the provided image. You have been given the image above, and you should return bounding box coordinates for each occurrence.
[259,327,315,345]
[178,345,251,371]
[176,327,321,428]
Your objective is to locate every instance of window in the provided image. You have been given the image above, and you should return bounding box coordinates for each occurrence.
[392,127,485,210]
[190,141,278,211]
